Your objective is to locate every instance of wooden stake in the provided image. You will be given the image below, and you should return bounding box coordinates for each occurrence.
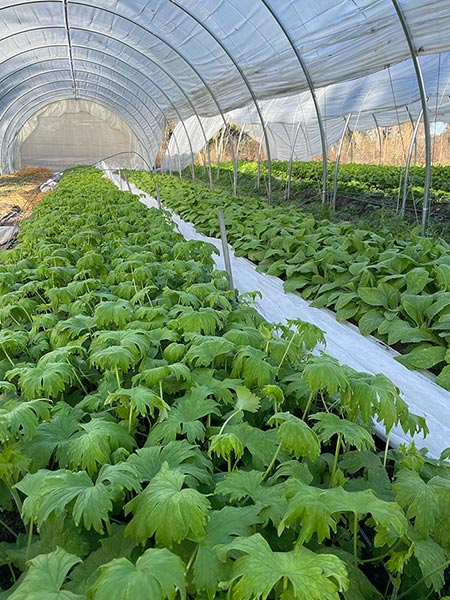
[218,208,234,291]
[155,183,162,209]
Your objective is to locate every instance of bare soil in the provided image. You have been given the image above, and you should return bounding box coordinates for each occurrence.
[0,166,54,219]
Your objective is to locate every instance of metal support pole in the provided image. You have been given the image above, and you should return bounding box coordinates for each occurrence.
[405,105,418,165]
[391,0,432,235]
[332,114,352,212]
[217,125,226,179]
[168,0,273,203]
[155,182,162,209]
[256,134,264,191]
[218,209,234,291]
[372,114,383,165]
[401,108,423,218]
[164,120,173,177]
[286,122,301,202]
[259,0,328,205]
[234,123,247,196]
[286,121,308,201]
[169,128,183,177]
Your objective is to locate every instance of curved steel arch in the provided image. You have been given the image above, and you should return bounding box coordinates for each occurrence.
[2,84,153,169]
[0,5,237,185]
[390,0,431,234]
[166,0,273,201]
[372,114,383,164]
[3,90,152,173]
[0,57,166,149]
[1,82,156,172]
[0,24,217,182]
[0,44,170,134]
[69,1,236,185]
[0,28,160,154]
[0,66,161,138]
[258,0,329,205]
[0,46,199,179]
[3,87,156,173]
[2,93,153,168]
[0,51,202,179]
[0,73,159,161]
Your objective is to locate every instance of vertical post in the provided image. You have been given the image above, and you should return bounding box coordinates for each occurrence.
[332,114,352,212]
[401,108,423,218]
[390,0,432,235]
[155,182,162,209]
[372,114,383,164]
[286,121,308,201]
[217,125,226,180]
[256,133,264,191]
[121,169,132,193]
[218,208,234,291]
[234,123,246,196]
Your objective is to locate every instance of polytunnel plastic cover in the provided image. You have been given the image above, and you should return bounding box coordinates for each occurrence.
[1,0,450,172]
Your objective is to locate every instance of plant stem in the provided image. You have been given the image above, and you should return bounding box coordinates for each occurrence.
[35,291,46,304]
[105,520,112,537]
[219,409,239,435]
[273,400,278,422]
[320,391,330,413]
[231,456,241,471]
[26,520,33,563]
[186,547,198,573]
[20,305,32,323]
[9,314,21,327]
[159,380,164,403]
[8,484,23,516]
[330,432,342,487]
[302,392,314,421]
[72,368,88,395]
[359,539,402,564]
[262,441,282,481]
[394,558,450,600]
[353,512,359,562]
[114,366,121,389]
[278,330,297,371]
[383,430,391,468]
[0,517,18,539]
[2,348,15,367]
[7,562,16,584]
[128,405,134,433]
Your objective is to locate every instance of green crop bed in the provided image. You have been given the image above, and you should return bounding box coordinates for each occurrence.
[129,171,450,393]
[1,166,450,599]
[212,160,450,204]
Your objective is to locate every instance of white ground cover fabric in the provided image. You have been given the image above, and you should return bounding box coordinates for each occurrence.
[104,164,450,459]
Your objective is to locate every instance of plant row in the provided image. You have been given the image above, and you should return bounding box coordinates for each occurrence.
[128,170,450,391]
[216,160,450,204]
[0,166,448,599]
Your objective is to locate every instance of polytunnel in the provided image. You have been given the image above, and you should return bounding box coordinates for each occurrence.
[2,2,450,599]
[1,1,449,225]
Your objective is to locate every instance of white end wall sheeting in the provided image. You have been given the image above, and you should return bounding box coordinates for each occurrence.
[15,99,150,173]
